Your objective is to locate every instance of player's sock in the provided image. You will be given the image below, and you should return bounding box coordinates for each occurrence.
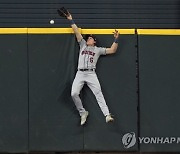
[81,111,89,125]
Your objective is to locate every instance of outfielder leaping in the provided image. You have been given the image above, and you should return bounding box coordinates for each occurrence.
[62,10,119,125]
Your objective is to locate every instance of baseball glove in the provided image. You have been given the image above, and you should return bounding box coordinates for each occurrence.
[57,7,69,18]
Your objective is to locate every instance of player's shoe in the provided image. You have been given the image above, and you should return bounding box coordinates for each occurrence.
[106,114,114,123]
[81,111,89,125]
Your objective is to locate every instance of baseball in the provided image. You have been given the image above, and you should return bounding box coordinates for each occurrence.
[50,20,54,24]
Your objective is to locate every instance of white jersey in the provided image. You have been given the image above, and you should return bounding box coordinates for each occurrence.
[72,38,111,118]
[78,39,106,69]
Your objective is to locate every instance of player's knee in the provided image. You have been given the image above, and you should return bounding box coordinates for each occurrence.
[71,91,79,98]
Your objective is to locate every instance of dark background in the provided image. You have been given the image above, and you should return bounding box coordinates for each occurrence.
[0,0,180,28]
[0,0,180,153]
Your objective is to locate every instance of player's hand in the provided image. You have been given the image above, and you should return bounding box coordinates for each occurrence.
[67,12,72,20]
[113,29,119,39]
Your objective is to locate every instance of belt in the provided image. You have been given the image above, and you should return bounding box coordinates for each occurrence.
[78,68,95,72]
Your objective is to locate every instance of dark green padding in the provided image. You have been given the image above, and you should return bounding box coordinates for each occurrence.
[28,34,138,152]
[83,35,138,151]
[139,35,180,152]
[28,34,84,152]
[0,35,28,153]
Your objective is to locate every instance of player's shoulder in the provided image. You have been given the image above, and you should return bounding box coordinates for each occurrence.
[95,46,106,50]
[78,38,86,43]
[94,46,106,55]
[78,38,86,47]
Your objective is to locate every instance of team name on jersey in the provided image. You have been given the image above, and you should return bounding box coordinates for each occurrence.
[81,50,95,56]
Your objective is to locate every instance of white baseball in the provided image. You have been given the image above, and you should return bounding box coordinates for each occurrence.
[50,20,54,24]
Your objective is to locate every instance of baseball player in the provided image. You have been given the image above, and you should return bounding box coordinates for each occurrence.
[64,12,119,125]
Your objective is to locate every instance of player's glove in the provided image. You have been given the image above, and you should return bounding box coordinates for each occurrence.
[57,7,69,18]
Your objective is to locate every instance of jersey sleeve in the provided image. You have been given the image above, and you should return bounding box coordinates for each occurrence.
[98,47,107,55]
[78,39,86,50]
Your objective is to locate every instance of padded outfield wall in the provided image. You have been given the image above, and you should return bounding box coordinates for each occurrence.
[0,28,180,153]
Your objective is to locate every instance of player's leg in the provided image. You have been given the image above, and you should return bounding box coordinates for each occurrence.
[71,71,86,116]
[86,72,114,122]
[86,72,111,117]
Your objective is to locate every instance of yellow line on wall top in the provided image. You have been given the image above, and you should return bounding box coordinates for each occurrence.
[0,28,28,34]
[137,29,180,35]
[0,28,134,34]
[28,28,135,34]
[0,28,180,35]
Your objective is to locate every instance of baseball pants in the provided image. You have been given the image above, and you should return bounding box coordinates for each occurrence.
[71,70,110,116]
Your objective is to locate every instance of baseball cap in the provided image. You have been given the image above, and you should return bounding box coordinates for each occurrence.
[84,34,97,41]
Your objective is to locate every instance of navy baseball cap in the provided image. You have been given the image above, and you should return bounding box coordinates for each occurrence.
[84,34,97,41]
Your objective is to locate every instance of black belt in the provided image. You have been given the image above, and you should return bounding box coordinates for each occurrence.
[78,68,95,72]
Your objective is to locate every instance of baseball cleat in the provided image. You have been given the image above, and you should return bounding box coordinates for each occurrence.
[106,115,114,123]
[81,111,89,125]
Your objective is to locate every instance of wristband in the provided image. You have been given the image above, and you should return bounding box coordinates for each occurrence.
[70,20,75,25]
[114,38,118,43]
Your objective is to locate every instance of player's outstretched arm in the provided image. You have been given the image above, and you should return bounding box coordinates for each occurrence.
[106,30,119,54]
[66,13,83,42]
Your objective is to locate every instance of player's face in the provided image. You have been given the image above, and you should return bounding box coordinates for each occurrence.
[86,37,96,46]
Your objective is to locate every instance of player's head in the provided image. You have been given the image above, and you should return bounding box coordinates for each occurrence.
[85,34,97,46]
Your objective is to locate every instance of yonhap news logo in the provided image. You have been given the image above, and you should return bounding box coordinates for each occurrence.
[122,132,136,148]
[122,132,180,149]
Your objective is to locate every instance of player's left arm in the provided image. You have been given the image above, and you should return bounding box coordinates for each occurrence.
[106,30,119,55]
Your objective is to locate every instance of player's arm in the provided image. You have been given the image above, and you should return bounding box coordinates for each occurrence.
[66,13,83,42]
[106,30,119,54]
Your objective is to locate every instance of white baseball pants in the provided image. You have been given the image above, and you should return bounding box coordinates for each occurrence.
[71,70,110,116]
